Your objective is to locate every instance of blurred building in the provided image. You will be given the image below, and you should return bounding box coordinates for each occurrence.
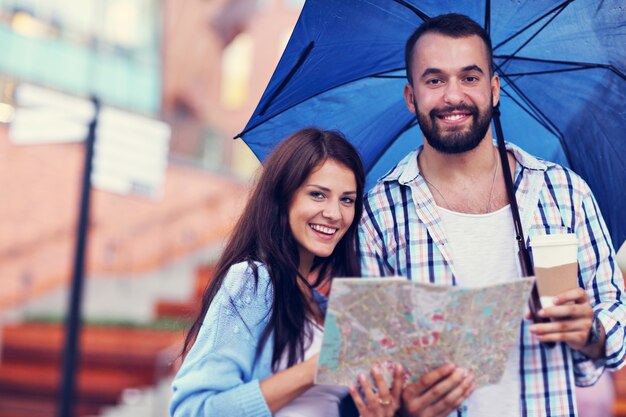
[0,0,162,114]
[0,1,303,415]
[0,0,304,310]
[0,0,303,175]
[161,0,303,177]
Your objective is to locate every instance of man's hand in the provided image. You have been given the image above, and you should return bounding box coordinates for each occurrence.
[529,287,605,357]
[399,364,474,417]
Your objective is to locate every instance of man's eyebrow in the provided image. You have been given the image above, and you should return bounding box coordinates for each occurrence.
[420,65,485,78]
[462,65,484,74]
[420,68,443,78]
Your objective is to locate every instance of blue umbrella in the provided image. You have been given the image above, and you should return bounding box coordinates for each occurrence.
[236,0,626,250]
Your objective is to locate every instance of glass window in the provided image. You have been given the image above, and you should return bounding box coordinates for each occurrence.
[0,0,161,114]
[221,33,253,110]
[284,0,304,10]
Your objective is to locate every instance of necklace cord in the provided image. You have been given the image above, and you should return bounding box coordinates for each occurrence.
[420,149,499,214]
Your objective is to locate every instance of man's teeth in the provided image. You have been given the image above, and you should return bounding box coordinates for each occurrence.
[443,114,466,121]
[310,224,337,235]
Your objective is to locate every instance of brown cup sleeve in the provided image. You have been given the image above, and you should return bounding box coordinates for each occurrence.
[534,262,579,297]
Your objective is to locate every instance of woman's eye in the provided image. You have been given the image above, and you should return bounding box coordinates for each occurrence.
[310,191,325,199]
[341,197,355,205]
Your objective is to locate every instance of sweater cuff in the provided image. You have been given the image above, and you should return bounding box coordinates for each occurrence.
[211,379,272,417]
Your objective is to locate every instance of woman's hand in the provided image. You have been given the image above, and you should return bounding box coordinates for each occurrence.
[349,363,404,417]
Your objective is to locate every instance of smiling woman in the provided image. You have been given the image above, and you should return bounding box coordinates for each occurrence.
[289,159,357,277]
[170,128,404,417]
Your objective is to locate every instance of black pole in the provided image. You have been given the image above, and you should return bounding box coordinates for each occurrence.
[58,96,100,417]
[493,105,553,346]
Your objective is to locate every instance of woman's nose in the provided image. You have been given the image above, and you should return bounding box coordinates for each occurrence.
[322,201,341,220]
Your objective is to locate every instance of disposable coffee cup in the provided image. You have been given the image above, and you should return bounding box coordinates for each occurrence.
[530,234,578,308]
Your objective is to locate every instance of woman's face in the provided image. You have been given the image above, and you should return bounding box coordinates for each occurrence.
[289,159,357,273]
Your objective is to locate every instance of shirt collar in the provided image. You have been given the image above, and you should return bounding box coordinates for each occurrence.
[378,141,555,185]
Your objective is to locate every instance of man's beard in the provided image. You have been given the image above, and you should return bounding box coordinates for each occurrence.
[416,100,493,154]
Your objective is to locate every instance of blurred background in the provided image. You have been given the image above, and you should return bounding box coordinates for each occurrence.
[0,1,624,417]
[0,0,303,416]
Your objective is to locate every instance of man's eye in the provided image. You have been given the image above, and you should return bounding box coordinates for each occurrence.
[465,76,479,83]
[426,79,443,86]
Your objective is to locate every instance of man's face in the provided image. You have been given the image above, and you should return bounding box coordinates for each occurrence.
[404,33,500,154]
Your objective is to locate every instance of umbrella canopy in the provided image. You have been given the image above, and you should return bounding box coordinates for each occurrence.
[237,0,626,250]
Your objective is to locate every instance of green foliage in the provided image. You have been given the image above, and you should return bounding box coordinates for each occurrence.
[22,314,189,331]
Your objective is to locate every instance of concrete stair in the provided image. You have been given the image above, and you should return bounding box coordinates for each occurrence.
[0,322,182,417]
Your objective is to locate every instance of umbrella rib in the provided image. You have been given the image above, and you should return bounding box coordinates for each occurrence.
[495,1,573,72]
[258,41,315,117]
[504,81,561,138]
[237,67,408,138]
[504,66,603,77]
[493,0,574,51]
[499,75,569,160]
[499,86,559,138]
[390,0,429,21]
[485,0,491,36]
[371,72,407,79]
[367,118,417,172]
[498,55,604,68]
[497,55,626,81]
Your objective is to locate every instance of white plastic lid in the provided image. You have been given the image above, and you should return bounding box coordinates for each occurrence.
[530,233,577,247]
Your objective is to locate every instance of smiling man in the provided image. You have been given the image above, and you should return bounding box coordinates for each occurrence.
[408,38,494,155]
[358,13,625,417]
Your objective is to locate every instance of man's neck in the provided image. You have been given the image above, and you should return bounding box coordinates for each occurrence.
[418,135,497,183]
[417,134,514,214]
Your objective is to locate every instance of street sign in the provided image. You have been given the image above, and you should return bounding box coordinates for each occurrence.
[10,83,170,199]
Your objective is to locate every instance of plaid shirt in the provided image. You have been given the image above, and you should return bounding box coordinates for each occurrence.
[358,143,625,417]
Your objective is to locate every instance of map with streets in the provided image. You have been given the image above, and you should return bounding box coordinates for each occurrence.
[316,277,534,388]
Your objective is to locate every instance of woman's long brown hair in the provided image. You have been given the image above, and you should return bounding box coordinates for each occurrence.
[182,128,365,370]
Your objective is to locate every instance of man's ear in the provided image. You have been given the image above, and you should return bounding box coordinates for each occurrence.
[404,83,416,114]
[491,74,501,107]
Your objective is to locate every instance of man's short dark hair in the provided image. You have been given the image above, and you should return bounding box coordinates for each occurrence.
[404,13,494,85]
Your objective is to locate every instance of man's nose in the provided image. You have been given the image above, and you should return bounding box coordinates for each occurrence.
[443,80,465,105]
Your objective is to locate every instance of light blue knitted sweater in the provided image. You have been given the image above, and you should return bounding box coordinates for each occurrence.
[170,262,276,417]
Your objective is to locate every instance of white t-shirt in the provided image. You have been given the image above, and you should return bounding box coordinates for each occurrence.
[275,321,348,417]
[438,204,521,417]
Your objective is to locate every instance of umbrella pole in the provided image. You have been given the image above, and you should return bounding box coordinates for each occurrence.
[493,105,551,332]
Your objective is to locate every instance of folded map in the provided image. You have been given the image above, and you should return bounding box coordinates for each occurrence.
[315,277,534,388]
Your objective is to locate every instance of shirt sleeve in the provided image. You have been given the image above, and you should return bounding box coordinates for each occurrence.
[572,181,626,386]
[170,263,274,417]
[358,195,394,277]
